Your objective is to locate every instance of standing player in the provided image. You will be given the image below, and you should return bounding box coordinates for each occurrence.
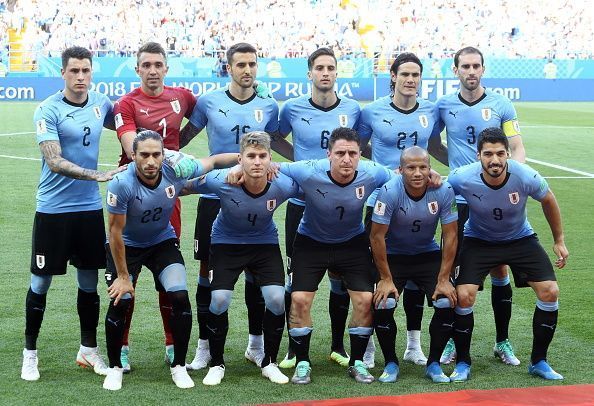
[22,46,124,381]
[436,46,527,365]
[113,42,197,370]
[101,130,238,390]
[447,128,567,382]
[275,47,363,369]
[358,52,448,367]
[280,128,394,385]
[180,42,280,370]
[369,146,457,383]
[185,132,299,386]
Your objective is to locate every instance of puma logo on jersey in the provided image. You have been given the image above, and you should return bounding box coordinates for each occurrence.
[301,117,312,125]
[231,199,241,207]
[139,108,150,116]
[383,119,394,126]
[316,188,328,198]
[219,108,229,117]
[399,206,407,215]
[449,111,457,118]
[472,193,483,201]
[65,113,75,120]
[135,196,143,204]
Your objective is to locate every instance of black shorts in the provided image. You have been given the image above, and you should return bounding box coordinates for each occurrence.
[31,210,106,275]
[385,250,441,304]
[284,201,305,260]
[208,244,285,291]
[193,197,221,261]
[456,234,556,288]
[105,238,184,292]
[291,233,375,293]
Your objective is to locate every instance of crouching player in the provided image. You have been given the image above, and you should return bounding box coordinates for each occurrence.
[102,130,238,390]
[370,146,458,383]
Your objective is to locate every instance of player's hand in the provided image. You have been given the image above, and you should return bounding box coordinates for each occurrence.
[253,80,273,99]
[267,162,280,181]
[553,242,569,268]
[170,152,198,178]
[107,277,135,306]
[97,165,127,182]
[225,164,244,185]
[428,168,442,188]
[433,279,457,308]
[373,278,398,309]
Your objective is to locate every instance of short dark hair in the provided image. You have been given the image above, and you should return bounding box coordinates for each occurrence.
[61,46,92,69]
[454,46,484,68]
[133,129,163,152]
[389,52,423,93]
[477,127,509,152]
[328,127,360,150]
[137,42,167,65]
[307,47,337,70]
[226,43,257,64]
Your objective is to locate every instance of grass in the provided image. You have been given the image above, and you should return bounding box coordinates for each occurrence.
[0,101,593,405]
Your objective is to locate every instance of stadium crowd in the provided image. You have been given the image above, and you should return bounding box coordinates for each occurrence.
[1,0,593,59]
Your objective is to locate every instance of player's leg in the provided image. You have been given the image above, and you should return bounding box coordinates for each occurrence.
[72,210,109,376]
[328,272,350,366]
[280,202,304,368]
[402,280,427,365]
[23,273,52,381]
[426,296,455,383]
[490,264,518,365]
[244,270,265,366]
[346,290,375,384]
[450,283,478,382]
[188,197,219,370]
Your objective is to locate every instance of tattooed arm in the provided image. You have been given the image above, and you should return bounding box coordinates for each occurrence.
[40,140,125,181]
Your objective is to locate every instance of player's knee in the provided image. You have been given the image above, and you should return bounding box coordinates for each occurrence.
[375,297,397,310]
[489,265,509,278]
[262,285,285,316]
[456,289,476,308]
[168,290,191,313]
[210,289,232,315]
[290,292,311,315]
[160,263,187,292]
[76,269,98,292]
[536,282,559,302]
[30,274,52,295]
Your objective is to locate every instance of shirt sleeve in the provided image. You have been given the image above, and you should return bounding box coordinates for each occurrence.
[439,182,458,225]
[102,95,115,129]
[265,101,280,133]
[356,105,373,148]
[181,87,198,119]
[188,96,208,130]
[278,100,293,137]
[34,103,59,144]
[371,181,395,225]
[106,174,132,215]
[500,98,521,137]
[113,96,137,138]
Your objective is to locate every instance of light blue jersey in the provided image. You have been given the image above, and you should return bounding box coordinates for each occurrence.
[279,94,360,206]
[188,88,279,198]
[357,96,441,207]
[34,91,113,213]
[280,159,393,243]
[372,176,457,255]
[448,160,548,242]
[106,153,205,247]
[188,170,299,244]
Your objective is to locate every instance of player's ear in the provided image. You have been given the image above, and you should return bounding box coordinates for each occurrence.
[307,70,312,81]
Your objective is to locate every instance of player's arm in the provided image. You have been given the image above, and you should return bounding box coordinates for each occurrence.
[428,134,449,166]
[433,221,457,307]
[369,221,398,308]
[270,130,294,161]
[198,152,240,173]
[119,131,137,160]
[107,212,135,305]
[179,121,203,149]
[540,190,569,268]
[509,135,526,163]
[39,140,125,181]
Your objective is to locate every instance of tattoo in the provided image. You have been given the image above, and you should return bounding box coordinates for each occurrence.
[179,122,200,149]
[40,140,100,180]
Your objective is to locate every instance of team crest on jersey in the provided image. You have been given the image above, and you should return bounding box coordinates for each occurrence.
[481,108,492,121]
[94,106,102,120]
[266,199,277,211]
[165,185,176,199]
[374,200,386,216]
[107,191,117,207]
[428,201,439,214]
[254,109,264,123]
[509,192,520,204]
[419,114,429,128]
[170,99,181,114]
[355,186,365,199]
[36,254,45,269]
[339,114,348,127]
[36,119,47,135]
[114,113,124,129]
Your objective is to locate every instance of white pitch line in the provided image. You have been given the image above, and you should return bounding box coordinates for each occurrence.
[522,125,594,130]
[526,158,594,177]
[0,131,36,137]
[0,154,117,167]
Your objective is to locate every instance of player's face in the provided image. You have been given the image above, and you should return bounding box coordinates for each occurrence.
[454,53,485,92]
[391,62,421,98]
[61,58,92,98]
[328,139,360,182]
[400,156,430,192]
[136,52,168,92]
[478,142,509,179]
[239,145,270,179]
[228,52,258,89]
[308,55,337,92]
[133,139,164,181]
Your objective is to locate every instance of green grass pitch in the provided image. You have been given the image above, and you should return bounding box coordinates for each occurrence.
[0,101,593,405]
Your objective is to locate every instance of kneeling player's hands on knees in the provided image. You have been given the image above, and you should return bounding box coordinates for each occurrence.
[433,280,457,308]
[108,277,135,305]
[373,279,398,309]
